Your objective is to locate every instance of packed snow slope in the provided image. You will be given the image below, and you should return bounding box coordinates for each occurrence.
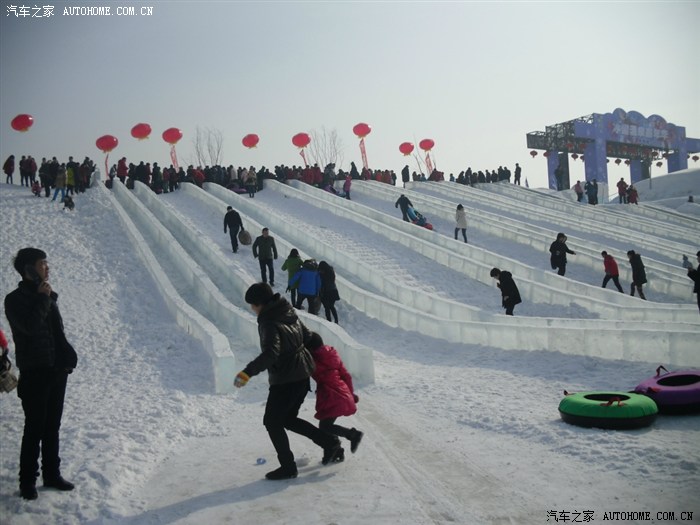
[0,172,699,525]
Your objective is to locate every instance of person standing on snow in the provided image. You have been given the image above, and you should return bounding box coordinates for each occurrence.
[318,261,340,323]
[281,249,304,308]
[234,283,343,480]
[549,233,576,276]
[252,228,278,286]
[685,251,700,314]
[306,332,363,461]
[490,268,522,316]
[395,194,413,222]
[627,250,647,300]
[4,248,78,500]
[223,206,244,253]
[455,204,468,243]
[601,251,624,293]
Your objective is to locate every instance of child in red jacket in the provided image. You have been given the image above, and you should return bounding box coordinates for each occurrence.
[307,333,363,461]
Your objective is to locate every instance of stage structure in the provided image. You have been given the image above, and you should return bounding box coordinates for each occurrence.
[526,108,700,190]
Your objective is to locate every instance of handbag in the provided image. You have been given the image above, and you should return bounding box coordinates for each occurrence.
[0,349,18,393]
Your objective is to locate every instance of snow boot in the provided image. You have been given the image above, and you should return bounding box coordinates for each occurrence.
[350,429,364,453]
[322,440,343,465]
[265,465,298,480]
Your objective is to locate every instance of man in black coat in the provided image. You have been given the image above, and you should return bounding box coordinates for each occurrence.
[223,206,244,253]
[490,268,522,316]
[627,250,647,300]
[4,248,78,500]
[234,283,342,480]
[395,194,413,222]
[401,165,410,188]
[549,233,576,276]
[686,250,700,313]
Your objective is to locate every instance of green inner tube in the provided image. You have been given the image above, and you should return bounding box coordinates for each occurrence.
[558,392,658,430]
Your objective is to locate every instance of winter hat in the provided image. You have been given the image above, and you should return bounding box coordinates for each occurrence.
[245,283,274,306]
[13,247,46,276]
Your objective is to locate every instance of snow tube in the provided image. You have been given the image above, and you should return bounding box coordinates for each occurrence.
[633,366,700,414]
[558,391,658,430]
[238,230,252,246]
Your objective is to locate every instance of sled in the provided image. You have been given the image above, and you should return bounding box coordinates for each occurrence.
[238,230,252,245]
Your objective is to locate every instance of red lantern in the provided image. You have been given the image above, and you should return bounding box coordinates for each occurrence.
[530,150,538,158]
[162,127,183,145]
[543,151,551,158]
[399,142,414,156]
[571,153,579,160]
[242,134,259,149]
[353,122,371,138]
[624,159,631,165]
[419,138,435,152]
[131,123,151,140]
[292,132,311,148]
[656,161,663,167]
[11,114,34,132]
[693,155,699,163]
[580,155,585,161]
[96,135,119,153]
[615,158,622,165]
[662,152,668,159]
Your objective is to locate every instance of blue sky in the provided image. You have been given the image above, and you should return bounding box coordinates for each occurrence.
[1,1,699,188]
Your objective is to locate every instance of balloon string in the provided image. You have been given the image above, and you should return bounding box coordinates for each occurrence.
[425,152,434,176]
[299,149,308,168]
[104,153,109,182]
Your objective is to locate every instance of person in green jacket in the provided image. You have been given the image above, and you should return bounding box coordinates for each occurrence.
[281,248,303,307]
[252,228,278,286]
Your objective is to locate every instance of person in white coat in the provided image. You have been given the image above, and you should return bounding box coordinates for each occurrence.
[455,204,468,243]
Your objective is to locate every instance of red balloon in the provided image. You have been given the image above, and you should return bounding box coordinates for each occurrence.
[131,123,152,140]
[162,127,183,145]
[419,139,435,152]
[543,151,551,158]
[242,134,259,148]
[96,135,119,153]
[292,132,311,148]
[693,155,699,163]
[11,114,33,132]
[399,142,414,156]
[353,122,371,138]
[656,161,663,167]
[571,153,579,160]
[615,158,622,165]
[530,150,538,158]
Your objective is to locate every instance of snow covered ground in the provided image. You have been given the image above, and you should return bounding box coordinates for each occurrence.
[1,170,699,525]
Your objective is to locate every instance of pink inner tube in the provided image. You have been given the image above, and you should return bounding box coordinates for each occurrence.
[634,369,700,413]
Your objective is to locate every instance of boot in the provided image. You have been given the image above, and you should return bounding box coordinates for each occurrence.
[322,439,343,465]
[265,465,298,480]
[20,484,38,500]
[43,476,74,491]
[350,429,364,454]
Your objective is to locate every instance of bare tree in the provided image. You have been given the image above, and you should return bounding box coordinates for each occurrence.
[308,127,345,169]
[191,126,224,167]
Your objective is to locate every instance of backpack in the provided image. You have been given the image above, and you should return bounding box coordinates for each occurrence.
[302,259,318,271]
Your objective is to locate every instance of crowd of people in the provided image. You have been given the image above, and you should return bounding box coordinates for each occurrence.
[3,154,97,207]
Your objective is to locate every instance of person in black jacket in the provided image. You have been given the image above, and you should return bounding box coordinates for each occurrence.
[318,261,340,323]
[223,206,244,253]
[686,250,700,313]
[395,194,413,222]
[234,283,343,480]
[627,250,647,300]
[490,268,522,316]
[549,233,576,276]
[4,248,78,500]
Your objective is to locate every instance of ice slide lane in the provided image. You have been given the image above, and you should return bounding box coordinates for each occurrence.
[204,182,700,367]
[361,180,693,303]
[133,182,375,385]
[477,180,700,240]
[293,179,696,324]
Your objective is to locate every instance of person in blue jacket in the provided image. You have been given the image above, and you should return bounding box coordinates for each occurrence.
[290,259,321,314]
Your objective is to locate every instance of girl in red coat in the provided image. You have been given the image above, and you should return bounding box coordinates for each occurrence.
[307,333,363,460]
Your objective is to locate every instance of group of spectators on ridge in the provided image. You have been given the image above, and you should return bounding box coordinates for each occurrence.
[3,154,97,204]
